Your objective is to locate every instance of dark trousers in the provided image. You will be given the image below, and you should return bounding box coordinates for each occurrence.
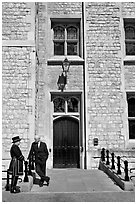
[36,161,46,182]
[11,176,18,190]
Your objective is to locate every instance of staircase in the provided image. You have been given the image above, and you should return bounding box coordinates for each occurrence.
[2,169,135,202]
[31,169,123,193]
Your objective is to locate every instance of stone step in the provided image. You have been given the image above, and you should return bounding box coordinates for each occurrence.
[99,161,135,191]
[2,191,135,202]
[31,169,122,193]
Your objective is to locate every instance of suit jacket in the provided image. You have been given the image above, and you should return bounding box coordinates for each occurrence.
[8,144,24,176]
[28,141,49,165]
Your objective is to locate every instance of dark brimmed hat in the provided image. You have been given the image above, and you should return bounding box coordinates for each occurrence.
[12,136,22,143]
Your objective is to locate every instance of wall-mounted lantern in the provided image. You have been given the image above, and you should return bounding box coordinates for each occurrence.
[57,73,66,91]
[57,58,70,91]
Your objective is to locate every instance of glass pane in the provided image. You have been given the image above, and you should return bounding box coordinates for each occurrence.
[129,120,135,139]
[128,98,135,117]
[54,26,65,39]
[67,26,77,39]
[67,98,78,112]
[125,26,135,39]
[54,42,64,55]
[54,98,65,112]
[67,43,77,55]
[126,41,135,55]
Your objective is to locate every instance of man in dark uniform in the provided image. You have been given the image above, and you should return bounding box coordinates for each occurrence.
[8,136,24,193]
[28,135,50,187]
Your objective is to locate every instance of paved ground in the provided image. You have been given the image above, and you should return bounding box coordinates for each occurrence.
[2,169,135,202]
[2,191,135,202]
[32,168,122,193]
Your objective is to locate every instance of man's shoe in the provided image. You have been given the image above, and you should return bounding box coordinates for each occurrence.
[44,176,50,186]
[44,176,50,182]
[15,186,20,191]
[39,180,44,187]
[10,187,20,193]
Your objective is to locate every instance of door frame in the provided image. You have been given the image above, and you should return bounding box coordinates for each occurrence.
[50,91,84,169]
[53,115,80,168]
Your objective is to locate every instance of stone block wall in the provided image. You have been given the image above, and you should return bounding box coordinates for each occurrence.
[35,2,83,140]
[2,2,35,169]
[47,2,82,15]
[124,65,135,90]
[2,47,32,153]
[2,2,135,170]
[122,2,135,92]
[121,2,135,16]
[86,2,124,151]
[2,2,31,40]
[85,2,135,168]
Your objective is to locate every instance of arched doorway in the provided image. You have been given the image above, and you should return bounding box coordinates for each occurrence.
[53,116,80,168]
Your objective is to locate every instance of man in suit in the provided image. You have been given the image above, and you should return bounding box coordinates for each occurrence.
[28,135,50,187]
[8,136,25,193]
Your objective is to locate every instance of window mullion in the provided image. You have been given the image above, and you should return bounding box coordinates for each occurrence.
[65,28,67,55]
[65,100,67,114]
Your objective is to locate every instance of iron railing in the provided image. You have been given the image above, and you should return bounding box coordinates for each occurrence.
[2,159,32,191]
[101,148,135,181]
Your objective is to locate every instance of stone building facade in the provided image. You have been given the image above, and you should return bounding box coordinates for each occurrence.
[2,2,135,170]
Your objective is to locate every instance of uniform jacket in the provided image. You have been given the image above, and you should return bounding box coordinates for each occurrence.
[8,144,24,176]
[28,141,49,165]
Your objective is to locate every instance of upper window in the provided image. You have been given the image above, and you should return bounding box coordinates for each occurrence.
[124,19,135,56]
[53,96,79,113]
[67,97,78,112]
[54,97,65,112]
[127,93,135,140]
[53,23,79,56]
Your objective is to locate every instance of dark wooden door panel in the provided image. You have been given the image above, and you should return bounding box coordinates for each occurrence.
[53,117,79,168]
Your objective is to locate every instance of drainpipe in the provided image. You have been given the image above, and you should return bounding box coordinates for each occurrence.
[82,2,87,169]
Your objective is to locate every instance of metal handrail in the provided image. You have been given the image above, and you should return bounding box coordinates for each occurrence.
[106,149,132,172]
[100,148,134,181]
[130,167,135,173]
[2,160,29,191]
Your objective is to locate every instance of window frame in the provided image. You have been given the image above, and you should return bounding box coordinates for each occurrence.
[53,96,66,113]
[53,96,80,115]
[124,18,135,56]
[52,23,80,56]
[127,92,135,140]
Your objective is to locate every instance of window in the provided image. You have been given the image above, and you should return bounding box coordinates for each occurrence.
[124,19,135,56]
[53,23,79,56]
[67,97,78,112]
[127,93,135,139]
[53,96,79,113]
[54,97,65,112]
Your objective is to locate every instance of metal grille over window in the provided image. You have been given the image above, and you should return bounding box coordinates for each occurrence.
[54,26,65,39]
[53,95,79,114]
[67,26,78,55]
[125,26,135,40]
[127,93,135,140]
[67,97,78,112]
[53,23,79,56]
[54,42,64,55]
[67,43,77,55]
[128,98,135,117]
[67,27,77,39]
[54,26,65,55]
[53,98,65,112]
[124,19,135,56]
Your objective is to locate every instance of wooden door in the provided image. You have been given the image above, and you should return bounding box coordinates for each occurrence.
[53,117,79,168]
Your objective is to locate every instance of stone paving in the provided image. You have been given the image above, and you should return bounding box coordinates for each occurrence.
[2,169,135,202]
[31,169,122,193]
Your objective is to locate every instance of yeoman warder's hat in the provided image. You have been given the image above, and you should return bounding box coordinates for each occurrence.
[12,136,22,143]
